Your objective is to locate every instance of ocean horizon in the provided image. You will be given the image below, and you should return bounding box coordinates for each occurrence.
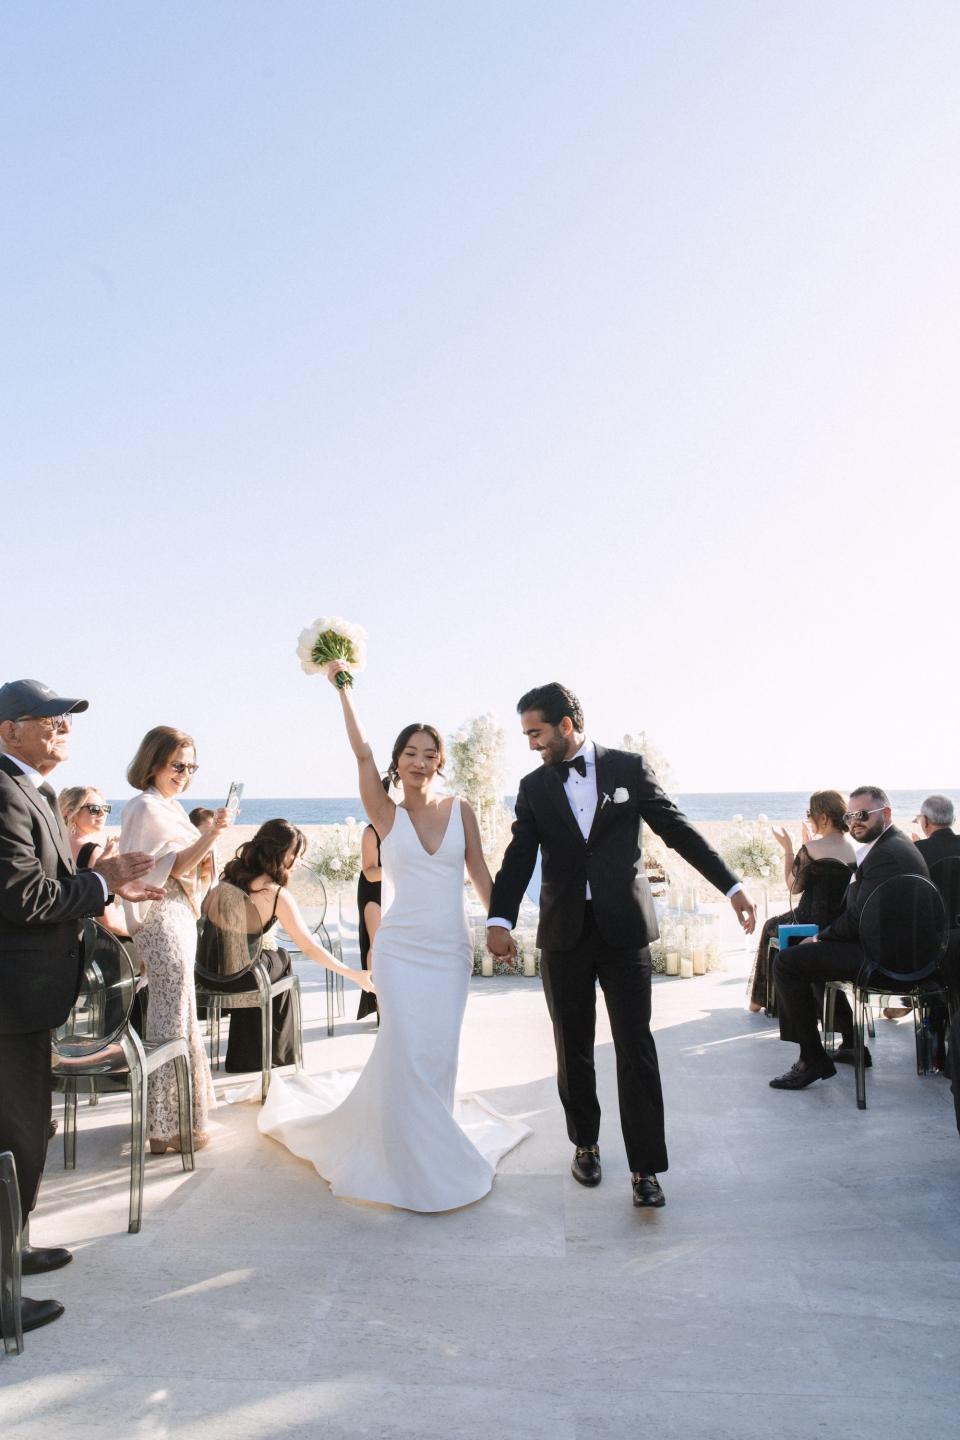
[105,789,959,827]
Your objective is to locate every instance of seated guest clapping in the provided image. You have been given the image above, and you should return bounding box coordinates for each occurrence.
[769,786,930,1088]
[747,791,856,1012]
[202,820,374,1074]
[59,786,129,939]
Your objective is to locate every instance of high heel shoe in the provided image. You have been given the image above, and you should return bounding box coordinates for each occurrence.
[149,1133,210,1154]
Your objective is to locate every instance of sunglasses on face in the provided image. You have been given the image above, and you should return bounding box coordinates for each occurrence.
[82,803,112,817]
[17,714,71,732]
[169,762,199,776]
[843,807,886,823]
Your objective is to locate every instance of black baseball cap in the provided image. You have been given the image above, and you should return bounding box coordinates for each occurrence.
[0,679,90,724]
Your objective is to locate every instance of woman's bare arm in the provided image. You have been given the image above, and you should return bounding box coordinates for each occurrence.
[462,801,494,911]
[325,663,394,838]
[276,889,374,991]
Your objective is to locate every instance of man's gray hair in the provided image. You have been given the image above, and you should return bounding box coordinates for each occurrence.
[921,794,955,827]
[850,785,890,808]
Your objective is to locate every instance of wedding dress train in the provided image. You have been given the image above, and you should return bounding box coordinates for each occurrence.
[258,800,530,1211]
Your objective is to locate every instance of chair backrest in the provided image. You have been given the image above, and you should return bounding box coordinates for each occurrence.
[929,855,960,929]
[196,882,264,984]
[858,873,948,985]
[55,921,138,1055]
[0,1149,23,1353]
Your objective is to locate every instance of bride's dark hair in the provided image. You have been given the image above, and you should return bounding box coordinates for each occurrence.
[222,819,307,893]
[388,724,445,787]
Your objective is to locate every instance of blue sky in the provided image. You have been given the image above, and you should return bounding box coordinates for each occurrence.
[4,2,958,798]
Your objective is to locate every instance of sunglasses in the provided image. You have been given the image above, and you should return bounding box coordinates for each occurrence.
[16,713,70,731]
[169,762,199,776]
[843,807,886,823]
[82,803,112,817]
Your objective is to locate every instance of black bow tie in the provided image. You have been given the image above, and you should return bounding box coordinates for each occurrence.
[556,755,587,781]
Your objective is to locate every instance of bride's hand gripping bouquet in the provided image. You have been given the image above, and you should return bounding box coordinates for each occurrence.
[296,616,368,688]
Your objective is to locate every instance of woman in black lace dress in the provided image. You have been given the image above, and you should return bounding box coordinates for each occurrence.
[748,790,856,1011]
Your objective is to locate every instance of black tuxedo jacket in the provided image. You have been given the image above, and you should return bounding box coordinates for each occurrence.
[818,825,929,945]
[0,754,105,1034]
[915,828,960,867]
[489,746,739,951]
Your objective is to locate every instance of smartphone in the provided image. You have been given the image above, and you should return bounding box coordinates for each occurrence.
[224,781,244,816]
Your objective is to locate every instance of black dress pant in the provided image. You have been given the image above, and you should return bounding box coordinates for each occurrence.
[774,938,858,1062]
[222,947,297,1073]
[539,904,667,1174]
[0,1029,52,1228]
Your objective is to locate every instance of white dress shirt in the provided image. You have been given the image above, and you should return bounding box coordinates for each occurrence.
[4,752,109,900]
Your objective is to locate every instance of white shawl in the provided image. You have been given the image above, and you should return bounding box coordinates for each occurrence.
[119,788,201,934]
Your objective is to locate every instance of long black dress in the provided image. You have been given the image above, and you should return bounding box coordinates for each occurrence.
[356,826,381,1021]
[749,846,855,1009]
[221,886,298,1072]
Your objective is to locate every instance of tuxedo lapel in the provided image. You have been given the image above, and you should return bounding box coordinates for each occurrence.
[587,745,614,842]
[543,764,586,844]
[4,761,75,871]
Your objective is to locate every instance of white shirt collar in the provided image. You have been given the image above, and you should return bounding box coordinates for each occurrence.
[2,753,45,787]
[570,739,595,767]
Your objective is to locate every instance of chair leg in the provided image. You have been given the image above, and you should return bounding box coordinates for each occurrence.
[128,1065,145,1233]
[854,990,867,1110]
[291,978,304,1071]
[260,998,272,1104]
[326,970,334,1037]
[823,985,837,1056]
[866,1004,876,1039]
[211,998,222,1071]
[1,1169,24,1355]
[63,1084,78,1170]
[173,1055,195,1172]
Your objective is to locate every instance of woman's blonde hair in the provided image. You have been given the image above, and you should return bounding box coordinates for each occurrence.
[808,789,849,834]
[58,785,102,828]
[127,726,196,792]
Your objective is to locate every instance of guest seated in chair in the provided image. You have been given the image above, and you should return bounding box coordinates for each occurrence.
[747,790,856,1012]
[769,786,930,1089]
[204,820,373,1074]
[913,794,960,866]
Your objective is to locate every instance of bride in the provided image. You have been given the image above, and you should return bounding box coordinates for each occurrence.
[257,661,530,1211]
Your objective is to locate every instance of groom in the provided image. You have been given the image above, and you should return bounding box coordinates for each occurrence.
[487,683,756,1208]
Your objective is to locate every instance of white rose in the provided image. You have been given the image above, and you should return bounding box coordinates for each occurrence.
[329,857,342,872]
[732,813,743,823]
[757,813,768,823]
[613,787,629,804]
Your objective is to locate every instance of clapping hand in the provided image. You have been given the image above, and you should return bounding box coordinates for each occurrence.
[771,825,793,852]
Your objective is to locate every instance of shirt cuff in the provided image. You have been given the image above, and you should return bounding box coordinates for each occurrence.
[486,918,512,930]
[725,882,744,898]
[93,872,110,902]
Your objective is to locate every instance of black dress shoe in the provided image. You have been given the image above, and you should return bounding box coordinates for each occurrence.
[769,1056,837,1089]
[571,1145,601,1186]
[21,1245,73,1276]
[832,1045,872,1068]
[21,1296,65,1332]
[632,1173,665,1208]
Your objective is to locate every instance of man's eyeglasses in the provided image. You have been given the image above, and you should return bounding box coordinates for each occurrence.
[82,803,112,817]
[169,762,199,776]
[16,714,71,732]
[843,807,886,823]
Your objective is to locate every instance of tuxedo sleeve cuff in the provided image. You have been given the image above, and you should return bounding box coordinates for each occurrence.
[487,917,512,930]
[725,882,744,898]
[93,872,109,902]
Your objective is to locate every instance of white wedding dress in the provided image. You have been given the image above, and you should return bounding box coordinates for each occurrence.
[258,799,530,1211]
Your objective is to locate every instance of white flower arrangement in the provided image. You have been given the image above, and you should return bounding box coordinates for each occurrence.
[297,615,368,688]
[720,818,781,881]
[309,824,363,888]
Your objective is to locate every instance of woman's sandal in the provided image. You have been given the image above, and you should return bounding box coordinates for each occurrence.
[149,1133,211,1154]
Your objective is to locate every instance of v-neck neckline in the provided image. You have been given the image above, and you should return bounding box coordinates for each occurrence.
[399,798,456,857]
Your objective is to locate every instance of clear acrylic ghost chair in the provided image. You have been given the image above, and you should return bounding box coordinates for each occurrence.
[51,920,195,1233]
[0,1150,23,1355]
[195,882,304,1102]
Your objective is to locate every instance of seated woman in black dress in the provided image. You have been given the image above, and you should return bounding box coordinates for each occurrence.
[356,779,389,1022]
[207,819,374,1072]
[748,789,856,1012]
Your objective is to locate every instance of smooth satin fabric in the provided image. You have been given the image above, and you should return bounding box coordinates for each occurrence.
[258,800,530,1211]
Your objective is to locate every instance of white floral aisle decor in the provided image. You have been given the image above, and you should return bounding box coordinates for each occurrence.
[310,820,363,890]
[720,817,781,882]
[297,616,368,688]
[448,713,513,864]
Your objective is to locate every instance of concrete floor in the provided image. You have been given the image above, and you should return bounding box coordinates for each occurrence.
[3,915,960,1438]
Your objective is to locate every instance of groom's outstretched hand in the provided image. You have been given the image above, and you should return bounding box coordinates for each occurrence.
[486,925,517,961]
[730,890,757,935]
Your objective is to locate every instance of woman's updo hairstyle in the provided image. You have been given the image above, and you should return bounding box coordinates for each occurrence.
[808,789,849,834]
[388,724,446,787]
[222,819,307,892]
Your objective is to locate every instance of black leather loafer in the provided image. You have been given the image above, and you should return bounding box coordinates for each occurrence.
[832,1045,872,1068]
[571,1145,601,1186]
[21,1296,65,1332]
[769,1057,837,1089]
[632,1174,665,1208]
[21,1245,73,1276]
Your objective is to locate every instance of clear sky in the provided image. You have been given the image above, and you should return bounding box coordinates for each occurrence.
[4,2,958,800]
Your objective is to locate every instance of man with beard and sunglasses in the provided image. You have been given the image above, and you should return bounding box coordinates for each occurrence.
[769,785,930,1089]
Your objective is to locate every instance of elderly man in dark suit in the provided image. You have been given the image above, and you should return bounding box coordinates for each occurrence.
[770,785,930,1089]
[913,794,960,867]
[0,678,159,1332]
[487,682,756,1209]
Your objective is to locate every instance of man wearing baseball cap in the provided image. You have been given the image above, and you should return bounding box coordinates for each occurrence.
[0,679,162,1333]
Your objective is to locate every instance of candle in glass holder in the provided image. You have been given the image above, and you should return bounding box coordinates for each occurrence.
[665,951,680,976]
[522,950,536,977]
[679,956,693,978]
[481,953,493,977]
[692,948,706,975]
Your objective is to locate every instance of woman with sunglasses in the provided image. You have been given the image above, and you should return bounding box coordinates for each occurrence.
[120,727,233,1152]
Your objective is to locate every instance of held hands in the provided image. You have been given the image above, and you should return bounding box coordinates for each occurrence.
[356,970,376,994]
[486,925,518,962]
[730,890,757,935]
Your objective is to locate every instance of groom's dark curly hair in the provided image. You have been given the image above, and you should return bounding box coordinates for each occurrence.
[516,683,584,731]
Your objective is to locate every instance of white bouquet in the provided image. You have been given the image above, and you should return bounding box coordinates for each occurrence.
[296,615,368,689]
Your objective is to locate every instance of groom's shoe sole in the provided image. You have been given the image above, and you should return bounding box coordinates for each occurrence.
[571,1146,601,1186]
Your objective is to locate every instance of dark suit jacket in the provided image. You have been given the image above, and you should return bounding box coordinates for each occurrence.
[489,746,739,951]
[915,828,960,866]
[0,754,105,1034]
[818,825,929,945]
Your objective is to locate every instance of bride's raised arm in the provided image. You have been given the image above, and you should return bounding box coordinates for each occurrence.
[324,661,395,838]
